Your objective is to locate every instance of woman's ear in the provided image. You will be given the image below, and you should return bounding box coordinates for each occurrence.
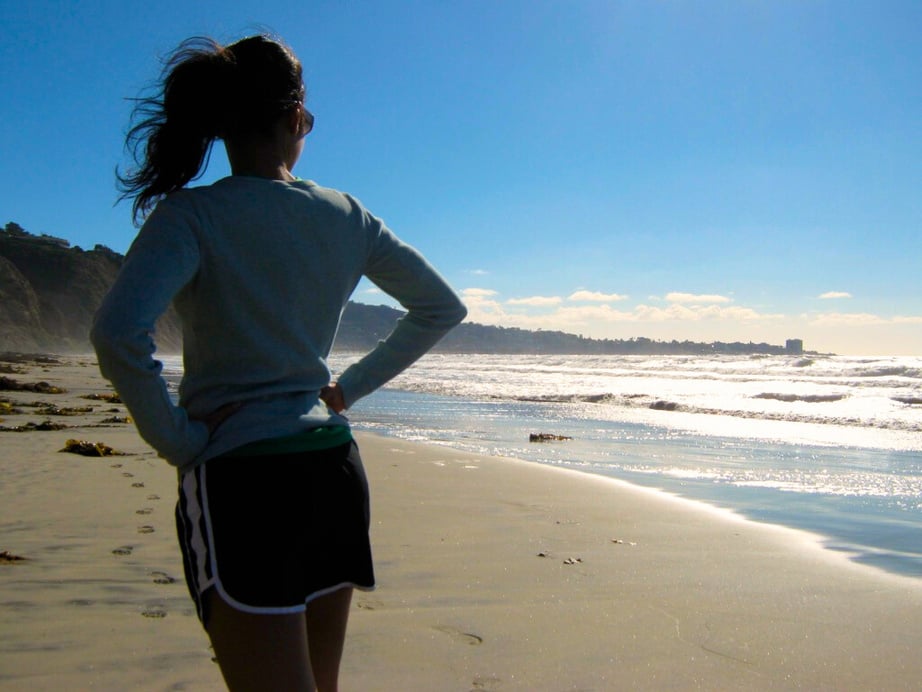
[287,107,303,136]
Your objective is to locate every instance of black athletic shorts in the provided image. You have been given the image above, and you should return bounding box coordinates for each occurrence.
[175,440,375,626]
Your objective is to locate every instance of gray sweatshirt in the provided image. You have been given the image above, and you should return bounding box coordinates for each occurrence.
[91,177,467,469]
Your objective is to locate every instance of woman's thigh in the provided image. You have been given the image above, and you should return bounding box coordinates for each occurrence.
[205,587,314,692]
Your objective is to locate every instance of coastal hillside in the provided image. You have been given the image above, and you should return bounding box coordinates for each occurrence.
[1,222,802,356]
[340,302,802,356]
[0,223,182,352]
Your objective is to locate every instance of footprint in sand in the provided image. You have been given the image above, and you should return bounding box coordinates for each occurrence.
[146,494,160,501]
[122,472,134,477]
[137,525,155,534]
[433,625,483,646]
[150,571,176,585]
[472,675,503,690]
[112,546,133,556]
[136,507,154,515]
[141,605,167,618]
[110,463,123,468]
[131,482,145,488]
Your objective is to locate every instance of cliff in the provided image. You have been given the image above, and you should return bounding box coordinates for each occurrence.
[0,223,181,352]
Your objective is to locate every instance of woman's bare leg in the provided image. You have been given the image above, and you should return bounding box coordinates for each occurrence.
[204,588,314,691]
[305,587,354,692]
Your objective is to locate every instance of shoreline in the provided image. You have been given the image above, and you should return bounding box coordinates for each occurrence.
[2,355,922,690]
[368,426,922,589]
[346,384,922,580]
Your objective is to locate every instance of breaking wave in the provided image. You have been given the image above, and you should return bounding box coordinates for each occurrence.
[363,353,922,447]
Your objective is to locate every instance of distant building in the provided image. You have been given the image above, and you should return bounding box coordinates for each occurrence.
[785,339,804,355]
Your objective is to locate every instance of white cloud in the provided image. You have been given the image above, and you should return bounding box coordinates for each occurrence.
[818,291,852,299]
[461,286,785,332]
[809,312,887,326]
[809,312,922,327]
[567,290,629,302]
[462,287,498,298]
[665,292,732,305]
[507,295,563,307]
[551,304,637,323]
[467,269,489,276]
[460,287,506,324]
[634,303,781,322]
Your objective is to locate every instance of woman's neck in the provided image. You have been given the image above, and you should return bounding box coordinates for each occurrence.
[224,139,297,181]
[229,162,296,181]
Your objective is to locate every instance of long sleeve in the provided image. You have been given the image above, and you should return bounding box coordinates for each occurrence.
[336,222,467,408]
[90,204,209,467]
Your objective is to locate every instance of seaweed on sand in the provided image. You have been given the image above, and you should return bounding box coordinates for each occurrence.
[59,439,125,456]
[0,376,65,394]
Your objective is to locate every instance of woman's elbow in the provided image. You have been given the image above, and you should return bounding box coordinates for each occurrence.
[90,311,141,363]
[89,314,112,355]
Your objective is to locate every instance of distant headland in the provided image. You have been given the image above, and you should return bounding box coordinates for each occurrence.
[338,301,809,356]
[0,222,811,357]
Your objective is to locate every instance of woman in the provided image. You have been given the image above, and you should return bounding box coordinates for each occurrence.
[91,34,466,691]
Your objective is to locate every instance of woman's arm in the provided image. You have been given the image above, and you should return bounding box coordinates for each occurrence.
[336,224,467,408]
[90,202,208,467]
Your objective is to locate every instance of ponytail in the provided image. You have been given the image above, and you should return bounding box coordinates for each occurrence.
[117,35,304,224]
[117,38,229,223]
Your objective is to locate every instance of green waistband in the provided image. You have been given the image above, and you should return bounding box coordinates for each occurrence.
[224,425,353,458]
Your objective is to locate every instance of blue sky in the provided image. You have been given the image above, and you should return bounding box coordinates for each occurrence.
[2,0,920,355]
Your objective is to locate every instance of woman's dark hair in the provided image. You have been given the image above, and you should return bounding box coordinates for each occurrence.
[117,35,304,223]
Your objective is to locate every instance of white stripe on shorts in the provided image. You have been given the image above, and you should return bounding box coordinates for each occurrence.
[180,466,216,596]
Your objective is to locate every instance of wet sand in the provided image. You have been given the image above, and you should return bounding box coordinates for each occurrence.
[2,355,921,690]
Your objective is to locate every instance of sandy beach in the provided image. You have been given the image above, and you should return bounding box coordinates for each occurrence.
[2,355,922,691]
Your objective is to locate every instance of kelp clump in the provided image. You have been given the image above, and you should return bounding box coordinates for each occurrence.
[59,439,124,457]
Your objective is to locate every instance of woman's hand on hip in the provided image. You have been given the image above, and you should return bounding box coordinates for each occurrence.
[320,383,346,413]
[192,402,243,435]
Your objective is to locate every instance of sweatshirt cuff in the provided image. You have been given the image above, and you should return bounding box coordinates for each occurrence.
[337,365,370,410]
[157,418,210,468]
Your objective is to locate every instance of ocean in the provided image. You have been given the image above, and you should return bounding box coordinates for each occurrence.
[164,353,922,579]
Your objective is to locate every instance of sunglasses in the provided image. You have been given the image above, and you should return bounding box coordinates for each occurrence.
[300,107,314,138]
